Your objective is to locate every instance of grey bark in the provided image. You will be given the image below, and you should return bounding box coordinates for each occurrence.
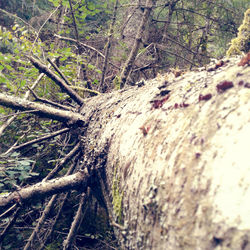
[120,0,156,88]
[100,0,119,90]
[79,56,250,249]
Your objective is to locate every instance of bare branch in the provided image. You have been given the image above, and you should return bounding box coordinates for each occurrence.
[47,58,72,86]
[0,59,57,138]
[23,195,57,250]
[0,8,38,35]
[28,86,74,110]
[54,34,120,70]
[24,155,81,249]
[47,59,100,96]
[155,43,198,66]
[120,0,156,88]
[0,207,21,243]
[29,56,85,106]
[100,0,119,90]
[11,128,70,152]
[44,142,81,181]
[0,93,84,124]
[63,191,89,250]
[0,170,89,209]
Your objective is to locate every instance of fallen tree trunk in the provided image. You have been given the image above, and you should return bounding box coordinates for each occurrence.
[79,56,250,249]
[0,55,249,249]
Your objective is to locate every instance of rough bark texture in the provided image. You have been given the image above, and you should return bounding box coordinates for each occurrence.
[79,56,250,249]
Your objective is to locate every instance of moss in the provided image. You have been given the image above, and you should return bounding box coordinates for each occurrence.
[227,8,250,56]
[112,163,124,224]
[113,75,121,89]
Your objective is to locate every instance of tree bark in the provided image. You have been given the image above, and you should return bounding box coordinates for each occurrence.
[79,56,250,249]
[120,0,156,87]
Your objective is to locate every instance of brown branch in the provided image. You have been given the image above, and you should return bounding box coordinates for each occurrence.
[29,56,84,106]
[100,0,119,89]
[0,207,21,242]
[47,58,72,86]
[0,93,84,124]
[120,0,156,88]
[24,155,80,250]
[154,43,198,66]
[0,8,38,35]
[68,0,80,42]
[0,59,58,138]
[63,191,89,250]
[70,86,100,95]
[0,170,89,209]
[12,128,70,152]
[54,34,120,70]
[38,192,69,250]
[44,142,81,181]
[47,59,100,96]
[29,6,60,57]
[23,195,58,250]
[28,86,73,110]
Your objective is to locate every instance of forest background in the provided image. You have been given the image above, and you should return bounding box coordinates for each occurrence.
[0,0,249,249]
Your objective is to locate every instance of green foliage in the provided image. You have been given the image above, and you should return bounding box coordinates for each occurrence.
[151,0,249,66]
[0,152,37,193]
[0,24,42,94]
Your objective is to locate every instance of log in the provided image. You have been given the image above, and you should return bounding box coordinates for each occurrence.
[79,56,250,249]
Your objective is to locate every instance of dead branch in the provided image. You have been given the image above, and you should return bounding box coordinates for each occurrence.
[155,43,198,66]
[38,192,69,250]
[54,34,120,70]
[0,8,38,35]
[0,169,89,209]
[9,128,70,153]
[0,93,84,124]
[47,58,100,96]
[63,191,89,250]
[100,0,119,90]
[24,155,80,249]
[0,207,21,243]
[29,56,85,106]
[120,0,155,88]
[44,142,81,181]
[0,59,57,138]
[28,86,73,110]
[47,58,72,86]
[29,6,60,57]
[23,195,57,250]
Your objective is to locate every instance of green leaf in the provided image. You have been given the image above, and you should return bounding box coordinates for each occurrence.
[10,152,20,157]
[19,160,31,166]
[19,79,26,87]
